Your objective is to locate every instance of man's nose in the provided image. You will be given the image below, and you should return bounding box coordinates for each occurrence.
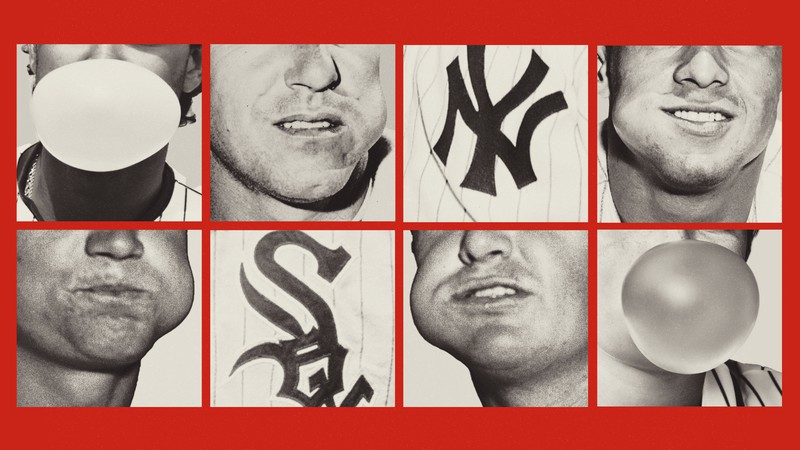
[673,46,730,89]
[458,231,512,265]
[85,230,144,260]
[83,44,126,60]
[284,45,341,92]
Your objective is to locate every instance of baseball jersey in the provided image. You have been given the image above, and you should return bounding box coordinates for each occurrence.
[597,120,782,222]
[703,361,782,406]
[404,45,588,222]
[212,230,395,407]
[16,143,201,221]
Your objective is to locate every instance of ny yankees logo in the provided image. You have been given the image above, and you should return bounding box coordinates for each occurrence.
[433,46,568,196]
[231,231,374,407]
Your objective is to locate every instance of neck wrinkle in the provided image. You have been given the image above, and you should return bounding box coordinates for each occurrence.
[470,351,588,407]
[597,348,704,406]
[605,122,762,222]
[17,347,140,407]
[210,150,369,221]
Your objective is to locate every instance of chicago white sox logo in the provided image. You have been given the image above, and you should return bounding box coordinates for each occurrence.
[433,45,568,196]
[231,231,374,407]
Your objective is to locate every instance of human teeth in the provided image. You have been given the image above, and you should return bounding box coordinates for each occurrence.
[281,121,333,129]
[673,110,727,122]
[473,286,516,298]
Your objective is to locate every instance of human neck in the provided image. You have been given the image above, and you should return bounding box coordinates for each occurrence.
[605,124,763,222]
[17,347,139,407]
[210,152,368,221]
[30,145,168,221]
[471,352,587,407]
[597,349,704,406]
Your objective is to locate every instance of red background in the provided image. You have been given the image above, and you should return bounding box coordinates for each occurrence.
[3,0,793,447]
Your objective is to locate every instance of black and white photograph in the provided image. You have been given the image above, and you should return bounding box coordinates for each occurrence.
[16,44,202,221]
[404,45,588,222]
[17,230,202,407]
[597,46,782,222]
[211,230,395,406]
[597,229,782,406]
[404,230,588,406]
[210,45,395,221]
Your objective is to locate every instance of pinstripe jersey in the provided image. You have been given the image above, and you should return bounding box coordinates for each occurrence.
[404,45,588,222]
[703,361,782,406]
[16,143,201,221]
[211,230,395,407]
[597,120,782,222]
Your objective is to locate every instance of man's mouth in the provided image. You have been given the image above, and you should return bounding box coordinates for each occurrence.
[279,120,336,130]
[662,105,735,137]
[669,110,729,123]
[274,114,344,136]
[452,278,532,310]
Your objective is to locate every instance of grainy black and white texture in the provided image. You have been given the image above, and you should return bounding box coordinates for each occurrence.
[404,45,588,222]
[209,45,395,222]
[597,230,782,406]
[597,46,782,223]
[406,230,588,407]
[17,230,200,407]
[211,230,395,407]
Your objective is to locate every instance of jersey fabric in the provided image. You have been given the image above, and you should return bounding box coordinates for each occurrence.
[404,45,588,222]
[597,120,782,222]
[211,230,395,407]
[703,361,782,406]
[16,143,201,221]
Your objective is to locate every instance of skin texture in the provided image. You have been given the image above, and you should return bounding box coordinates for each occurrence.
[410,230,587,406]
[20,45,202,221]
[599,46,781,221]
[597,229,751,406]
[17,230,194,406]
[210,45,386,218]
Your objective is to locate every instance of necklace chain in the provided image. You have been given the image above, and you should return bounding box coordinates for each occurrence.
[23,153,39,198]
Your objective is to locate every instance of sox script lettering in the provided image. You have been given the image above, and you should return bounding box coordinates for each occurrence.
[433,45,568,196]
[231,231,375,407]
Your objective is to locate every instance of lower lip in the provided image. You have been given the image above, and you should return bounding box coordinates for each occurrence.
[275,124,343,137]
[664,111,732,138]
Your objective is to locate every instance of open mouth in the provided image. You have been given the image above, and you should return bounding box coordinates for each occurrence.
[274,114,344,136]
[669,110,729,123]
[452,278,531,310]
[661,105,735,137]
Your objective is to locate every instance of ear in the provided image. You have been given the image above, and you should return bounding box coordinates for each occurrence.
[598,45,609,98]
[21,44,36,74]
[182,45,202,94]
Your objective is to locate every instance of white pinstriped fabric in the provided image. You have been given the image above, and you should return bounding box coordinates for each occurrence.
[404,45,588,222]
[703,362,782,406]
[211,230,395,407]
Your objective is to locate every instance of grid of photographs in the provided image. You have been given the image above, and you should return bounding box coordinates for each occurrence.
[15,44,781,409]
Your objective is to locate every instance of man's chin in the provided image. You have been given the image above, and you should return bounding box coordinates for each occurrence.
[453,340,543,374]
[271,175,353,205]
[653,158,734,194]
[71,334,157,370]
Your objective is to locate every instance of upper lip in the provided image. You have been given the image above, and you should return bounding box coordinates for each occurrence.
[451,276,531,301]
[662,102,736,119]
[274,112,344,126]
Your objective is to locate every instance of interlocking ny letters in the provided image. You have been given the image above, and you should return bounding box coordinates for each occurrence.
[433,46,568,196]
